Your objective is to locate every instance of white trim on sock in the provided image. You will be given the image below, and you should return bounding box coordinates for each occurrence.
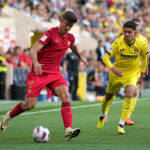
[100,112,106,118]
[66,127,71,131]
[119,120,125,126]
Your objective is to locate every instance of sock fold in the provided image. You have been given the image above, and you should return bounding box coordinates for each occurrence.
[120,97,133,121]
[9,102,24,118]
[61,102,72,129]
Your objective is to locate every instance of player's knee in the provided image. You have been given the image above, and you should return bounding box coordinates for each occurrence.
[126,92,134,98]
[61,92,70,101]
[24,103,36,110]
[133,91,137,97]
[133,88,138,97]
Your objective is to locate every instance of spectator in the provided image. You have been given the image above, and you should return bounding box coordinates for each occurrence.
[63,48,80,101]
[0,47,9,99]
[13,46,22,68]
[50,11,60,24]
[87,61,105,96]
[96,40,107,62]
[5,51,14,67]
[19,48,32,69]
[0,4,3,16]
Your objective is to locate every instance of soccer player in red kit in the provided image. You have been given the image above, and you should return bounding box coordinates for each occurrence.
[0,11,88,141]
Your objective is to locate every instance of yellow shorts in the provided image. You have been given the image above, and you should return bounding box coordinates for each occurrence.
[106,72,140,94]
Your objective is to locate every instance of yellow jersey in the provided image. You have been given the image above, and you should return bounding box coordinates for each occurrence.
[103,35,148,75]
[0,56,7,73]
[138,34,148,46]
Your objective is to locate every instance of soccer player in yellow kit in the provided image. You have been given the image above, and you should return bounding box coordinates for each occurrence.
[104,18,149,125]
[125,18,148,125]
[97,21,148,134]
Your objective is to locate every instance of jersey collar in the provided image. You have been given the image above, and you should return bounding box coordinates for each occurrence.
[124,37,135,47]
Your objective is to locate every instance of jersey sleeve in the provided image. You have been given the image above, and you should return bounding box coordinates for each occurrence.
[141,42,148,72]
[141,42,148,56]
[38,30,51,46]
[103,40,118,69]
[106,41,118,57]
[68,34,75,47]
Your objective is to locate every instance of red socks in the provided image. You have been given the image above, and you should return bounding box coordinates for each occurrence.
[9,101,73,129]
[9,102,25,118]
[61,102,72,129]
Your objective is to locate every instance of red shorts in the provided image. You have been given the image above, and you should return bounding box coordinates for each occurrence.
[26,71,68,97]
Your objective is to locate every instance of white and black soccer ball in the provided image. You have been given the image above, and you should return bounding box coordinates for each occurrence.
[32,126,50,143]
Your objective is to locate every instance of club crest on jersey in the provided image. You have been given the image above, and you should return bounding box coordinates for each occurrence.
[68,41,71,45]
[134,48,139,53]
[41,35,47,42]
[108,47,113,53]
[55,40,59,43]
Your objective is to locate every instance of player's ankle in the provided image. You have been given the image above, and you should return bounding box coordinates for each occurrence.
[66,127,71,132]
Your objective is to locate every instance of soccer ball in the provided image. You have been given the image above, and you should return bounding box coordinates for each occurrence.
[32,126,50,143]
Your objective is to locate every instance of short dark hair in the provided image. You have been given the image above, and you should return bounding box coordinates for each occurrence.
[123,21,136,30]
[6,50,14,56]
[132,18,141,23]
[62,11,77,23]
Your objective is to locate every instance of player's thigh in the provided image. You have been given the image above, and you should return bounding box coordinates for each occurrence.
[121,75,138,98]
[26,72,48,97]
[123,75,138,90]
[133,86,139,97]
[54,86,70,102]
[106,73,122,94]
[47,73,69,102]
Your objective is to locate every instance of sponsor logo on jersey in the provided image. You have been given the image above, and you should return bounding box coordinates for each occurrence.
[120,54,138,59]
[108,47,113,53]
[40,35,47,42]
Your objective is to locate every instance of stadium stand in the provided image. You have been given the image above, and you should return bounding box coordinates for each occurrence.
[0,0,150,100]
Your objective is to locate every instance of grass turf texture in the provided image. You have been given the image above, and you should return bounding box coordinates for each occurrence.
[0,97,149,150]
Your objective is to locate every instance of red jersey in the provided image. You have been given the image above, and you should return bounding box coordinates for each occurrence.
[33,27,75,74]
[19,54,32,67]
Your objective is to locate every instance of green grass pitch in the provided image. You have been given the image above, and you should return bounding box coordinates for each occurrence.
[0,97,150,150]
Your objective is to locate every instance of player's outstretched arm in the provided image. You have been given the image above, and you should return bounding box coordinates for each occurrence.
[70,45,88,67]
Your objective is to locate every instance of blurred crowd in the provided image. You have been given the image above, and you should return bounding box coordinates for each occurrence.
[1,0,150,41]
[0,0,150,100]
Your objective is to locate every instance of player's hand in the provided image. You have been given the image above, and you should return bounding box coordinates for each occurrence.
[33,62,43,75]
[137,72,145,84]
[111,67,123,77]
[80,56,89,67]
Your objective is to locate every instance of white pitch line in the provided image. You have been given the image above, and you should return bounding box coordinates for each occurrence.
[0,97,149,118]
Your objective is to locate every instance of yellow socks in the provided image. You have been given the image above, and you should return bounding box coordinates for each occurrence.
[128,97,137,118]
[101,96,115,116]
[120,97,133,121]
